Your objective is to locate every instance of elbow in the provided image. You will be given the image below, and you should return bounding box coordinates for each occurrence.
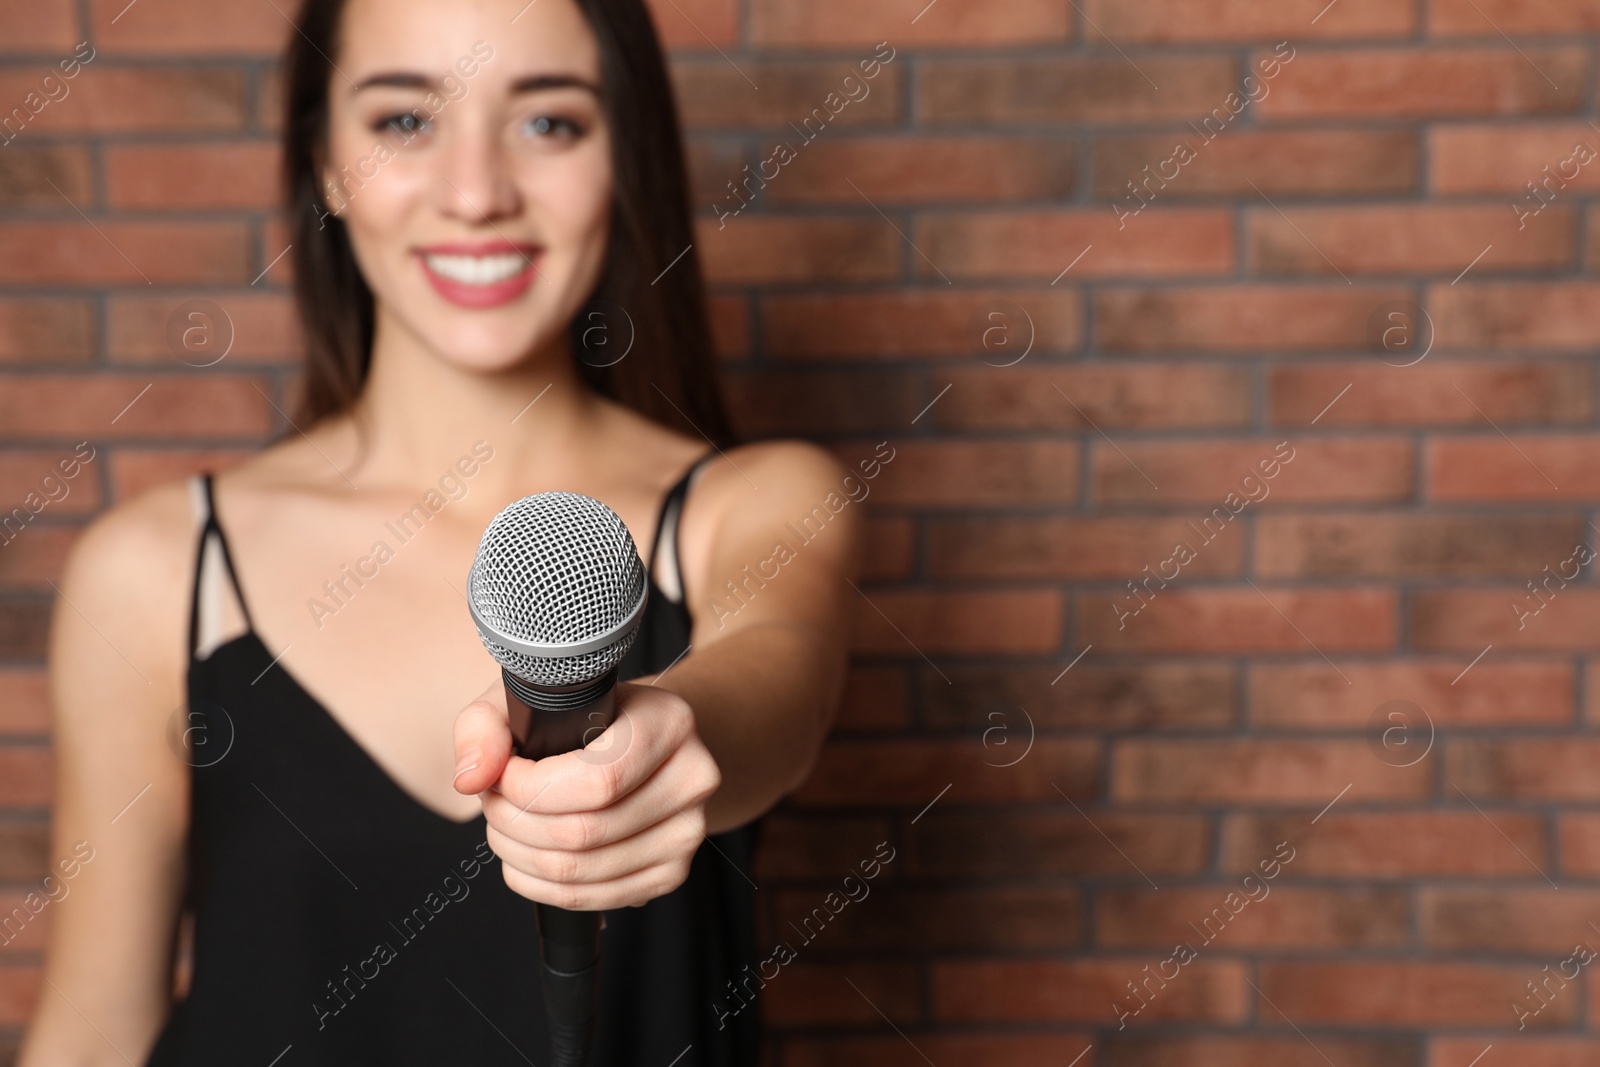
[781,742,821,799]
[782,691,839,798]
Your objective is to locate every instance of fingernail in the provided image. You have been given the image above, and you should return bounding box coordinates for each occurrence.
[453,747,482,784]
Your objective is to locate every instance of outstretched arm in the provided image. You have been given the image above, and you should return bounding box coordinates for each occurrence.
[452,439,864,909]
[636,440,864,833]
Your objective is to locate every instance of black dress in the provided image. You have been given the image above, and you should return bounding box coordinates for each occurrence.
[144,451,762,1066]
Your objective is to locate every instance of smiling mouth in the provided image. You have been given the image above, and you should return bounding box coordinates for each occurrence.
[415,246,543,308]
[422,251,535,285]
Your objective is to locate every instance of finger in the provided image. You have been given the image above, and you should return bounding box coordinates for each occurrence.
[481,738,710,850]
[452,679,513,796]
[486,806,705,886]
[496,685,690,815]
[483,765,669,850]
[500,856,693,911]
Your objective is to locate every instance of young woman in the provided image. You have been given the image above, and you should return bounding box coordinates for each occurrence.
[19,0,859,1062]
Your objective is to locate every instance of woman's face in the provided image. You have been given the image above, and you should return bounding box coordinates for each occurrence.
[321,0,612,373]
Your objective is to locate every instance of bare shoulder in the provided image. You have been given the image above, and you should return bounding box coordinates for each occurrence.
[699,437,884,511]
[701,438,852,504]
[67,475,195,581]
[54,473,198,706]
[685,438,869,570]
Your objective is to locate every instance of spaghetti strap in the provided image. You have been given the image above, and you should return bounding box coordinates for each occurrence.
[646,449,718,603]
[187,472,257,660]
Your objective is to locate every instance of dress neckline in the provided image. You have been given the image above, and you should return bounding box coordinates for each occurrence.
[211,630,487,827]
[200,568,681,829]
[187,451,715,829]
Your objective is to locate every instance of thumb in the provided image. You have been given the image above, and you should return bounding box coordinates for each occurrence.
[453,678,513,796]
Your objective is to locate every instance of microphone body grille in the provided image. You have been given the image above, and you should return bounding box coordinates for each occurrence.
[468,491,647,688]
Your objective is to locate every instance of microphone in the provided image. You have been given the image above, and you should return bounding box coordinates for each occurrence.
[466,491,649,1067]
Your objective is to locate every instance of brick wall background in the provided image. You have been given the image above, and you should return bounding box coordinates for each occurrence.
[5,0,1600,1063]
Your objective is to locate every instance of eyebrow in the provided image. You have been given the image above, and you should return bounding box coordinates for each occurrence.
[351,72,601,94]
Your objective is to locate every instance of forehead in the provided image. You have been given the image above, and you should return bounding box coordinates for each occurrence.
[335,0,602,84]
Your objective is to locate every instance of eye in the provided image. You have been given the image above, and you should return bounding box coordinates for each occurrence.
[373,111,430,138]
[524,114,585,141]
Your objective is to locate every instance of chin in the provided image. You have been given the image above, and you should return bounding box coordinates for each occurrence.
[429,325,563,374]
[389,269,573,373]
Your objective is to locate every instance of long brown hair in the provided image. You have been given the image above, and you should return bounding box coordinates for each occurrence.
[280,0,735,446]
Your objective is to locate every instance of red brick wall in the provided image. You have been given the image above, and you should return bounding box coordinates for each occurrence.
[4,0,1599,1063]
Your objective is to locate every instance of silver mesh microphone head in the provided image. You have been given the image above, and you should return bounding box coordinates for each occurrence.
[467,492,648,688]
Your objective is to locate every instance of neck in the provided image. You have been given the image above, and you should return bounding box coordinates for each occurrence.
[334,304,604,499]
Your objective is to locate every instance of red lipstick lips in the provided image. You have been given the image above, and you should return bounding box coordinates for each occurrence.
[415,240,542,308]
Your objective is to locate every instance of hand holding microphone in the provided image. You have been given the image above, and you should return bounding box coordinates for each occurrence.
[453,678,718,910]
[450,491,720,1066]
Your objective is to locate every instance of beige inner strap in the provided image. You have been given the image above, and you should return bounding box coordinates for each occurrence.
[188,475,246,660]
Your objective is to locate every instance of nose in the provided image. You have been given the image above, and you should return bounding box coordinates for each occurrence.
[435,110,521,224]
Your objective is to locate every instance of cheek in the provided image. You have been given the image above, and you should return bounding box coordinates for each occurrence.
[524,139,613,301]
[535,143,612,255]
[344,165,429,258]
[324,133,430,292]
[327,126,425,216]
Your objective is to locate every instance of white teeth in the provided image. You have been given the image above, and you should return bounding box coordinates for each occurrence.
[423,252,530,285]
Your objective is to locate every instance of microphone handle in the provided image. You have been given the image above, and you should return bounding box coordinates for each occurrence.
[505,667,620,1067]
